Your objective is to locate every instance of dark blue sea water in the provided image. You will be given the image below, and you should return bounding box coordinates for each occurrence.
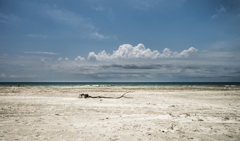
[0,82,239,87]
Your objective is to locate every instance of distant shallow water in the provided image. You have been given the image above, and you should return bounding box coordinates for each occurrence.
[0,82,240,87]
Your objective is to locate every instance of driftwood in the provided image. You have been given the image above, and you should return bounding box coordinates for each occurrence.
[79,92,131,99]
[79,94,89,98]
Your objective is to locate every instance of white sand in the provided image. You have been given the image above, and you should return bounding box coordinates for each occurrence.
[0,86,240,140]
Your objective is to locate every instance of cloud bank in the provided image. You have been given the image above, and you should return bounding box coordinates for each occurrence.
[88,44,198,61]
[0,44,239,82]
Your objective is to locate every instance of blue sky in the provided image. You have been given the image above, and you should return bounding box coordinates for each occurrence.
[0,0,240,82]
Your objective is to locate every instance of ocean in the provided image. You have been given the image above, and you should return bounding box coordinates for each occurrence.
[0,82,240,87]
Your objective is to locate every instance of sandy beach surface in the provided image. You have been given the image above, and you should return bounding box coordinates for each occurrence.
[0,86,240,141]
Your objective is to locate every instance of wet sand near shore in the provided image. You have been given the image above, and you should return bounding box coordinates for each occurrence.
[0,86,240,141]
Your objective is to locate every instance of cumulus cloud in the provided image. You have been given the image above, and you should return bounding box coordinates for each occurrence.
[65,58,68,61]
[1,50,239,82]
[75,56,85,61]
[88,52,97,61]
[58,57,62,61]
[88,44,198,61]
[175,47,198,58]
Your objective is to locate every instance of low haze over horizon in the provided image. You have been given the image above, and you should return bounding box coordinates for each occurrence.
[0,0,240,82]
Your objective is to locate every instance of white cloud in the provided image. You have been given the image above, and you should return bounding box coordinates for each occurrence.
[90,32,109,40]
[88,52,97,61]
[25,52,58,55]
[0,20,9,24]
[58,57,62,61]
[75,56,85,61]
[92,7,103,11]
[211,14,217,19]
[45,8,90,27]
[217,5,226,13]
[88,43,198,61]
[65,58,68,61]
[9,75,37,78]
[44,6,114,40]
[131,0,185,11]
[0,13,21,25]
[0,73,6,77]
[211,5,227,20]
[132,0,152,10]
[40,57,52,62]
[27,34,48,38]
[9,75,19,78]
[1,49,239,81]
[175,47,198,58]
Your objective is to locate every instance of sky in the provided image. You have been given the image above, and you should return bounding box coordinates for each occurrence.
[0,0,240,82]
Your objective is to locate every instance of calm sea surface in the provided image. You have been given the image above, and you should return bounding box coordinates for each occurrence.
[0,82,240,87]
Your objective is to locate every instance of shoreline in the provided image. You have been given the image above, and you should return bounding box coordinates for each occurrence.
[1,82,240,87]
[1,85,240,92]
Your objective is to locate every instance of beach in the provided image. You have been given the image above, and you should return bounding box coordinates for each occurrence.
[0,86,240,141]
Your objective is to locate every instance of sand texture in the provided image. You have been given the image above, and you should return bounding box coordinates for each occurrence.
[0,86,240,141]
